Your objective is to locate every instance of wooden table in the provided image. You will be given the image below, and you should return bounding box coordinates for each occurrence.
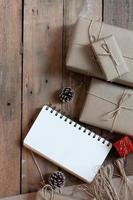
[1,0,133,198]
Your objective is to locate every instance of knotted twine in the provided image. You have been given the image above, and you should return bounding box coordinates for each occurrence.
[75,159,133,200]
[88,19,133,61]
[76,164,119,200]
[88,89,133,132]
[104,89,133,132]
[31,152,54,200]
[97,40,121,77]
[88,20,133,78]
[114,159,133,200]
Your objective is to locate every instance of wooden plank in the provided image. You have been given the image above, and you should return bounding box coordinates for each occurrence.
[22,0,63,193]
[62,0,102,183]
[62,0,86,120]
[103,0,133,171]
[104,0,133,30]
[0,0,22,198]
[0,193,36,200]
[63,0,102,119]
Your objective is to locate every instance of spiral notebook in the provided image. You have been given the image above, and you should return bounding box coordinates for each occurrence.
[24,105,112,183]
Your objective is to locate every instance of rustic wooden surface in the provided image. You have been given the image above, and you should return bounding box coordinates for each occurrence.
[0,0,133,198]
[0,0,22,198]
[22,0,63,193]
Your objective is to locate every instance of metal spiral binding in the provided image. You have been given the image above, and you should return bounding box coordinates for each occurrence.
[45,105,111,147]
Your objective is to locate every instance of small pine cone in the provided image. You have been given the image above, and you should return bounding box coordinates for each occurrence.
[59,87,74,103]
[48,171,66,189]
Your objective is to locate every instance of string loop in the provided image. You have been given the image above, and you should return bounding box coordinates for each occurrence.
[98,40,120,77]
[88,89,133,132]
[104,90,133,132]
[41,184,54,200]
[31,152,54,200]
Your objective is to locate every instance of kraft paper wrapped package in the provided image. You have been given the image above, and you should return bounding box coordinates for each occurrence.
[80,78,133,135]
[36,187,94,200]
[66,18,133,87]
[92,35,129,81]
[36,191,83,200]
[34,159,133,200]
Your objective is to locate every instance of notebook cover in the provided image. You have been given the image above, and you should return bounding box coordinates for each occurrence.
[24,105,112,183]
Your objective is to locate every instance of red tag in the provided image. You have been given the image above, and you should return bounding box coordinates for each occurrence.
[113,136,133,157]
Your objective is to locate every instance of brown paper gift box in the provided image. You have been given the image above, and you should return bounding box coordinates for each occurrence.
[66,18,133,87]
[92,35,129,81]
[80,78,133,135]
[36,189,91,200]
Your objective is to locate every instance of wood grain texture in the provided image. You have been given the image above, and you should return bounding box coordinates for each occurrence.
[62,0,103,136]
[0,193,36,200]
[104,0,133,30]
[0,0,22,198]
[63,0,102,119]
[22,0,63,193]
[62,0,102,183]
[62,0,85,120]
[103,0,133,171]
[1,0,133,197]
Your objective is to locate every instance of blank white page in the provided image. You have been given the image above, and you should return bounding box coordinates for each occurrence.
[24,105,112,183]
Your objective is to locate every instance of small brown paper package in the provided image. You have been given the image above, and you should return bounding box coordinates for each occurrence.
[66,18,133,87]
[36,190,81,200]
[36,186,94,200]
[92,35,129,81]
[80,78,133,135]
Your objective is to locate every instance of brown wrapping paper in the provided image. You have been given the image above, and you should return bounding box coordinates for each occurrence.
[80,78,133,135]
[92,35,129,81]
[66,18,133,87]
[36,171,133,200]
[36,189,93,200]
[36,191,82,200]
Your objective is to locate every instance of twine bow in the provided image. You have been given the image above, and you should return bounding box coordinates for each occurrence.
[114,159,133,199]
[41,184,54,200]
[105,90,133,132]
[75,166,119,200]
[88,20,121,77]
[87,20,133,77]
[98,40,121,77]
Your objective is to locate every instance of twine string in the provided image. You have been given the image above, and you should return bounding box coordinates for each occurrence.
[105,90,133,132]
[42,184,54,200]
[31,152,45,186]
[76,166,119,200]
[88,90,133,132]
[88,20,122,78]
[76,184,95,198]
[68,19,133,62]
[105,90,131,119]
[98,40,121,77]
[88,19,103,43]
[88,20,96,43]
[114,159,133,199]
[31,152,54,200]
[85,19,133,63]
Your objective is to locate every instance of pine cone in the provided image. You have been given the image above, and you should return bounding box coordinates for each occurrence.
[59,87,74,103]
[48,171,66,189]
